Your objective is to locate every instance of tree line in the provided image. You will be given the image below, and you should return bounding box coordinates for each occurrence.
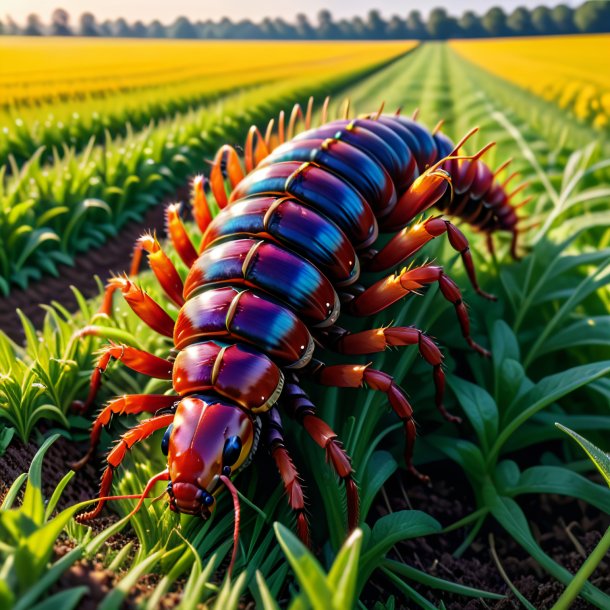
[2,2,609,40]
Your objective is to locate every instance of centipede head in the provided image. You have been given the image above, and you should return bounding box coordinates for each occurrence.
[163,395,254,518]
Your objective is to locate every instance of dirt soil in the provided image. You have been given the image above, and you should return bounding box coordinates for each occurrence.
[0,187,189,343]
[365,460,610,610]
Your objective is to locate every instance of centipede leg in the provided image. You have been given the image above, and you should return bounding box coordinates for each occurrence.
[266,407,310,546]
[77,413,174,521]
[366,217,496,301]
[166,203,198,268]
[72,394,177,470]
[106,276,175,338]
[311,362,429,484]
[282,382,359,532]
[324,325,459,423]
[346,264,490,357]
[72,339,173,414]
[136,234,185,307]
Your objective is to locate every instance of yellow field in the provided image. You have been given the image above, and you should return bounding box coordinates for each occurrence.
[450,34,610,129]
[0,38,415,107]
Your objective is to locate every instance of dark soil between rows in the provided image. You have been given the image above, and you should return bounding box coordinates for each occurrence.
[2,433,608,610]
[0,188,189,343]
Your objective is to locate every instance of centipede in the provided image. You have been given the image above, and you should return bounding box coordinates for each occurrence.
[71,97,529,574]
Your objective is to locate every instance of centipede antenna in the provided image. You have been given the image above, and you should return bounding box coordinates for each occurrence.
[126,469,170,519]
[305,96,314,130]
[501,171,520,189]
[424,141,494,176]
[374,101,385,120]
[220,475,241,579]
[432,119,445,135]
[411,107,420,121]
[493,157,513,177]
[321,96,330,125]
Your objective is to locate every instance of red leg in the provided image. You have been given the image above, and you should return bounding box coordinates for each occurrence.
[282,383,359,532]
[72,394,177,470]
[346,264,490,357]
[311,363,429,483]
[191,175,213,235]
[107,276,175,338]
[326,326,459,423]
[73,338,173,414]
[136,234,185,307]
[366,216,496,301]
[266,408,310,546]
[166,203,198,268]
[77,413,174,521]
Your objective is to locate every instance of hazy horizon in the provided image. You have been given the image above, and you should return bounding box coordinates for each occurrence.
[3,0,582,24]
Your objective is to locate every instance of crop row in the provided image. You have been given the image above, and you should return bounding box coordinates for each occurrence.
[451,35,610,134]
[0,39,412,167]
[0,52,408,295]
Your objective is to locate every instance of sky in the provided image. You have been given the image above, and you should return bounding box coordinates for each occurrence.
[2,0,582,24]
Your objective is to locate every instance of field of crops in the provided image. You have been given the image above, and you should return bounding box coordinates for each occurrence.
[451,34,610,130]
[0,33,609,610]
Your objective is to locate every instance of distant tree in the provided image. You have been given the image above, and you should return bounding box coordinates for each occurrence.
[481,7,509,37]
[574,0,610,33]
[349,16,367,39]
[5,15,20,35]
[427,7,459,38]
[98,19,113,36]
[131,20,147,38]
[24,14,44,36]
[507,6,533,35]
[113,18,133,37]
[295,14,315,39]
[147,20,166,38]
[317,10,341,39]
[387,15,408,39]
[552,4,576,34]
[531,6,557,34]
[51,8,71,35]
[0,20,4,35]
[406,10,427,39]
[169,16,198,38]
[273,18,296,38]
[459,11,485,37]
[366,10,386,39]
[232,19,260,39]
[79,12,98,36]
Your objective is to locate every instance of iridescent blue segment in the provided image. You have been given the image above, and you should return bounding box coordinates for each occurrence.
[185,238,337,324]
[204,197,358,284]
[263,138,397,215]
[381,116,440,172]
[295,120,405,189]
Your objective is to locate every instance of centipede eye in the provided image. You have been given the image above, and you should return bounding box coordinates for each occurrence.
[161,424,173,455]
[222,436,242,466]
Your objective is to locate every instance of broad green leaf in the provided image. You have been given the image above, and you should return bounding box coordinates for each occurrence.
[328,529,362,609]
[274,522,332,610]
[28,586,88,610]
[448,375,498,452]
[360,451,397,520]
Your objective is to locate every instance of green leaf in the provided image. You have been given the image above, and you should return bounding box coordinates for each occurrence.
[275,523,332,610]
[254,571,281,610]
[28,586,88,610]
[361,511,440,583]
[382,558,504,600]
[448,375,498,453]
[555,424,610,488]
[328,529,362,609]
[360,451,397,519]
